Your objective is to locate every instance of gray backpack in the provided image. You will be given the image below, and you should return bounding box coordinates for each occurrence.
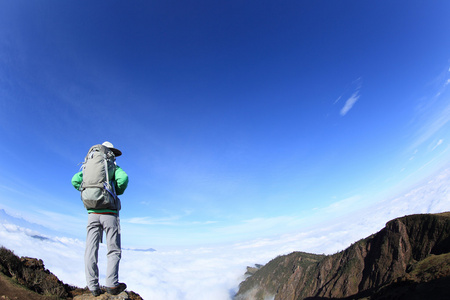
[80,144,120,210]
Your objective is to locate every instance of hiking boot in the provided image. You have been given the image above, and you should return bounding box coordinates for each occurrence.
[106,282,127,295]
[91,289,102,297]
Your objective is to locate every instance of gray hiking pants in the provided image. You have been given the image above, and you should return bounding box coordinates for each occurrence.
[85,213,121,290]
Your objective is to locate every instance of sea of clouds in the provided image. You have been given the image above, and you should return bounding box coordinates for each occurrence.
[1,168,450,300]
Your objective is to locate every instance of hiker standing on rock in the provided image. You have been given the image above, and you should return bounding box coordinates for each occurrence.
[72,141,129,297]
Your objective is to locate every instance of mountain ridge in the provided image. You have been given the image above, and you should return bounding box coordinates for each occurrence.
[0,208,74,239]
[235,212,450,300]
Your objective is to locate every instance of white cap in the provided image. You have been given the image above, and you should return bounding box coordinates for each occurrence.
[102,141,122,157]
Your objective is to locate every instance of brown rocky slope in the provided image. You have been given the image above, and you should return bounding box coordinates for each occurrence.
[0,246,143,300]
[235,212,450,300]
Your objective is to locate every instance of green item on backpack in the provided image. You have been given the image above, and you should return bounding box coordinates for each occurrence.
[80,144,120,210]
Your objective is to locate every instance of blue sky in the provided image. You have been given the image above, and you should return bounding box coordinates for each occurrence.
[1,1,450,248]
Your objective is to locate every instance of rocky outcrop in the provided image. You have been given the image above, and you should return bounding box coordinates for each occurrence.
[235,212,450,300]
[0,247,71,298]
[0,246,143,300]
[73,291,143,300]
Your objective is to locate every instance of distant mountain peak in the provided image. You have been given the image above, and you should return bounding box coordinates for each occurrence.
[123,247,157,252]
[0,208,66,238]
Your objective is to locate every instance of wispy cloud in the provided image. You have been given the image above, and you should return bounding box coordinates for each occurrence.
[124,215,183,225]
[340,91,360,116]
[333,95,342,105]
[433,66,450,97]
[324,195,362,213]
[431,139,444,151]
[335,77,362,116]
[123,215,217,226]
[411,103,450,150]
[410,66,450,150]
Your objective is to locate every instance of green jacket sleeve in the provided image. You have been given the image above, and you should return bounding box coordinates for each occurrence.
[114,166,129,195]
[71,171,83,191]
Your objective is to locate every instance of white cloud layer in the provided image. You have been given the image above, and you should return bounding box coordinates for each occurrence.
[1,167,450,300]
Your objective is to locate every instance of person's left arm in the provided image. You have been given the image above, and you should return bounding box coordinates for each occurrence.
[114,166,129,195]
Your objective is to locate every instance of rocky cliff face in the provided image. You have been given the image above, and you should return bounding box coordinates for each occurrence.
[236,252,325,300]
[235,212,450,300]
